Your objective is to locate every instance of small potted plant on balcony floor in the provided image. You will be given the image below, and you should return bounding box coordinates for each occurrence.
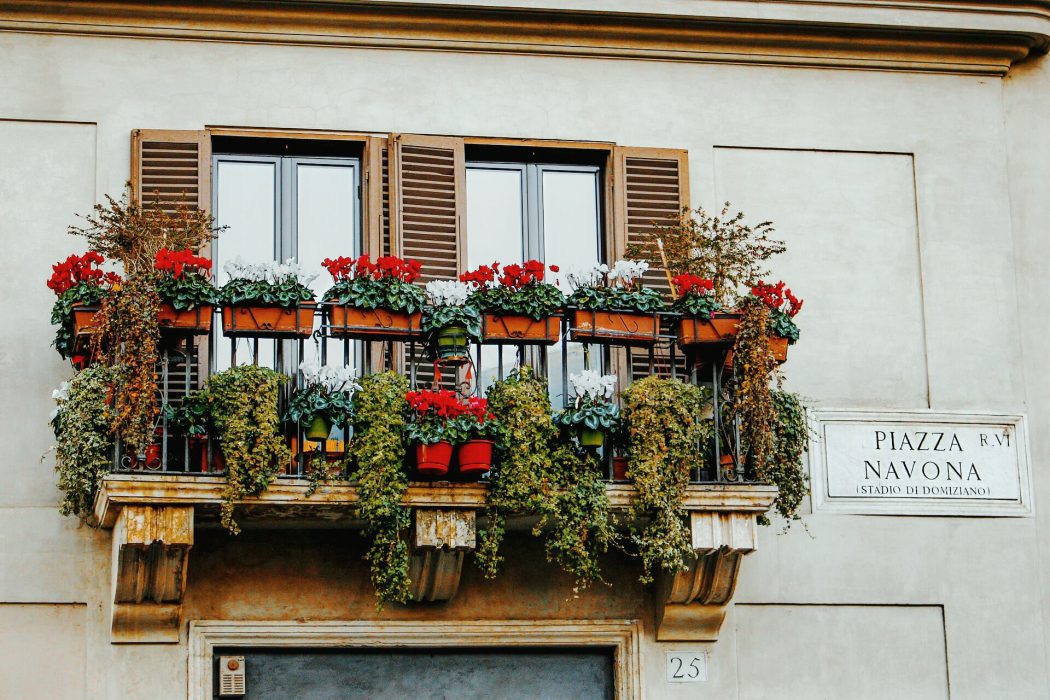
[421,280,481,362]
[555,370,620,449]
[454,396,502,480]
[218,258,317,338]
[405,388,468,478]
[47,251,121,364]
[321,254,426,341]
[286,359,360,442]
[461,260,564,344]
[162,388,220,472]
[153,248,215,334]
[567,260,665,345]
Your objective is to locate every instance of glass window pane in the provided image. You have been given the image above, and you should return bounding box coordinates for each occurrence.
[466,166,525,393]
[295,163,360,374]
[213,159,277,371]
[541,169,602,407]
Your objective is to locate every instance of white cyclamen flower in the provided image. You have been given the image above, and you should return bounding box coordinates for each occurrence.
[609,259,649,285]
[565,263,609,291]
[425,280,471,307]
[224,257,318,287]
[49,380,71,422]
[569,370,617,403]
[299,360,361,395]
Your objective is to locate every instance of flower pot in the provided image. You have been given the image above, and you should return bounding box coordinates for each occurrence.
[71,303,99,337]
[433,324,470,360]
[481,313,562,345]
[570,310,658,346]
[723,335,790,369]
[157,302,212,335]
[457,439,494,479]
[579,427,605,448]
[416,441,454,478]
[221,303,316,338]
[612,455,629,481]
[676,312,741,348]
[328,305,422,341]
[305,415,331,441]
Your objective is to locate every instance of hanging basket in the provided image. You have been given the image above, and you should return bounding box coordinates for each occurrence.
[221,303,316,338]
[570,309,659,346]
[481,313,562,345]
[157,303,213,335]
[327,305,422,342]
[432,324,471,361]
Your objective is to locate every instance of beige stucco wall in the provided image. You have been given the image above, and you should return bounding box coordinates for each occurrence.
[1,23,1047,698]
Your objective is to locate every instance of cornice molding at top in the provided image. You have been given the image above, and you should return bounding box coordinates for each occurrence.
[0,0,1047,76]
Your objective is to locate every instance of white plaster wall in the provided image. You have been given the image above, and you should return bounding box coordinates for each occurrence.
[0,30,1046,699]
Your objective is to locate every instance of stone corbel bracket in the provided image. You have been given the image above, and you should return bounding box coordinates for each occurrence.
[655,511,757,641]
[111,505,194,643]
[408,508,476,602]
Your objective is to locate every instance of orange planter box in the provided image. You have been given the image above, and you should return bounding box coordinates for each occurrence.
[221,303,316,338]
[327,305,422,341]
[157,303,212,335]
[482,313,562,345]
[71,303,100,337]
[676,313,741,348]
[724,335,790,368]
[570,310,658,346]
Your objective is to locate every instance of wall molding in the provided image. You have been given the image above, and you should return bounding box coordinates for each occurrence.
[0,0,1047,75]
[188,618,643,699]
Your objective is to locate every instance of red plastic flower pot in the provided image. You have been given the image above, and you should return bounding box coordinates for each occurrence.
[416,441,453,478]
[457,439,494,479]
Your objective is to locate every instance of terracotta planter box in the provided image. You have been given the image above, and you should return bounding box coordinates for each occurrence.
[570,310,658,346]
[71,303,100,337]
[676,312,741,348]
[221,303,316,338]
[481,313,562,345]
[157,303,212,335]
[724,335,790,368]
[327,305,422,341]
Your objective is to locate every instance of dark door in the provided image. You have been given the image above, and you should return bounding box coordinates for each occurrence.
[214,647,615,700]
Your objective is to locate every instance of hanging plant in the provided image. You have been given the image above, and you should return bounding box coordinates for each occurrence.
[349,371,411,609]
[50,366,116,518]
[479,367,614,592]
[762,390,810,526]
[621,376,712,584]
[732,297,777,478]
[204,364,289,534]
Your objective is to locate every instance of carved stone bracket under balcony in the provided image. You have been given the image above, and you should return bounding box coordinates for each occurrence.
[408,508,476,603]
[654,511,758,642]
[110,504,194,644]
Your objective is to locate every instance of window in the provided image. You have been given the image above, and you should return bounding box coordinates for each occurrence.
[465,154,604,405]
[211,151,362,374]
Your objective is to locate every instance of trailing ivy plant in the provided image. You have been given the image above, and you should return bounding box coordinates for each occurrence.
[52,366,116,517]
[349,371,411,609]
[204,365,289,534]
[621,376,712,584]
[478,367,615,592]
[764,390,810,526]
[732,297,777,485]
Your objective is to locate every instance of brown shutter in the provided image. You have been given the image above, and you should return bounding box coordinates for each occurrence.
[612,146,690,380]
[131,129,211,211]
[388,134,467,387]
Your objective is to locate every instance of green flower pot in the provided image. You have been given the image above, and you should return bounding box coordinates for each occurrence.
[579,427,605,448]
[306,415,331,441]
[435,324,470,359]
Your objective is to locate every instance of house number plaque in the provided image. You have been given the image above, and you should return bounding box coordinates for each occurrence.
[666,651,708,682]
[810,411,1032,516]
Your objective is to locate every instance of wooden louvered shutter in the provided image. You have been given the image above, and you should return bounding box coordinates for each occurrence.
[389,134,467,387]
[612,147,690,381]
[131,129,211,211]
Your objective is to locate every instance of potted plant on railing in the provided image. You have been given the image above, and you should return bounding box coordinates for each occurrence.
[461,260,564,344]
[421,280,481,361]
[671,273,740,347]
[47,251,121,364]
[405,388,468,478]
[747,279,802,362]
[162,389,219,472]
[321,254,426,340]
[554,370,620,448]
[286,359,360,442]
[218,258,317,338]
[453,396,502,480]
[567,260,665,345]
[153,248,215,334]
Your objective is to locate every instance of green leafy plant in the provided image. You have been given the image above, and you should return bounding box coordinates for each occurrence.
[51,366,116,517]
[763,390,810,525]
[454,396,503,442]
[217,259,316,307]
[154,248,216,310]
[566,261,666,313]
[621,376,712,584]
[162,389,212,438]
[420,280,483,339]
[478,367,615,592]
[349,372,411,608]
[554,370,621,433]
[285,361,360,428]
[321,254,427,313]
[204,364,289,534]
[460,260,565,319]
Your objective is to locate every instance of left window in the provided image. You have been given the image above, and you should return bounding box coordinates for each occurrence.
[211,152,362,373]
